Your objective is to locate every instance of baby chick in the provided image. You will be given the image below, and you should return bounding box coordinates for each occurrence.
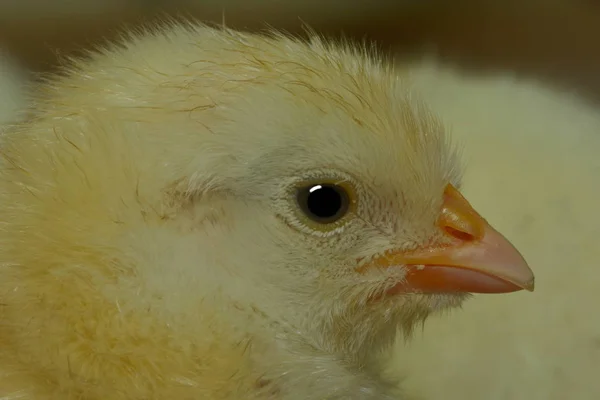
[0,24,534,399]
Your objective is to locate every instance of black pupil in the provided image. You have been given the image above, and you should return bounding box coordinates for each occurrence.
[304,185,344,221]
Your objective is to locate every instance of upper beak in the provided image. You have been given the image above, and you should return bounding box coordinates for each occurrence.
[361,184,535,294]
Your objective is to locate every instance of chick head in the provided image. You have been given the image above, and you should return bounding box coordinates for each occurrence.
[0,25,534,375]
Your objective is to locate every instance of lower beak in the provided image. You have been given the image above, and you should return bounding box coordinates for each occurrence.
[361,184,535,294]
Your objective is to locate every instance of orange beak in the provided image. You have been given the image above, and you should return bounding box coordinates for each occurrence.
[361,184,535,294]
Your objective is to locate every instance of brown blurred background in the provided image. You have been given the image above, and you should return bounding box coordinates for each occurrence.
[1,0,600,101]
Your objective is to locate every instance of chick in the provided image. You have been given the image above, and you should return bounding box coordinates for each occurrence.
[0,24,534,399]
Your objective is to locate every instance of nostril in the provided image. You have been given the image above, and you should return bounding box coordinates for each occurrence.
[444,226,476,242]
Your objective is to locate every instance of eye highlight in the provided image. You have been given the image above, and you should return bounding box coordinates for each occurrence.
[296,184,350,224]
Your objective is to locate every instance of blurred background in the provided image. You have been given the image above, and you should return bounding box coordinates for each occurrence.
[1,0,600,100]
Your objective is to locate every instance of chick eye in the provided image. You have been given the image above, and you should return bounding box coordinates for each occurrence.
[296,184,350,224]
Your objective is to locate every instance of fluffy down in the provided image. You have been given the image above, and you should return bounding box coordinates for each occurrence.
[0,24,535,399]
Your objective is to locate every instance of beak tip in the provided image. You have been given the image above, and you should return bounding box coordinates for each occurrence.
[524,278,535,292]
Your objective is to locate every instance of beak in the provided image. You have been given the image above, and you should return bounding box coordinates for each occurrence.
[361,184,535,294]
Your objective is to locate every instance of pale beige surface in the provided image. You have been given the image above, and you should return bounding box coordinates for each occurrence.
[389,62,600,399]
